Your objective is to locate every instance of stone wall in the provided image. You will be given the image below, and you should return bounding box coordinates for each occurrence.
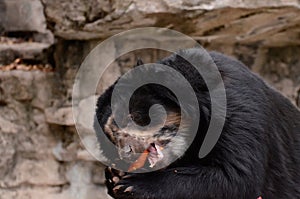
[0,0,299,199]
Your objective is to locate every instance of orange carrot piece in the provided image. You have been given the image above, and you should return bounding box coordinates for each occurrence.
[128,149,149,172]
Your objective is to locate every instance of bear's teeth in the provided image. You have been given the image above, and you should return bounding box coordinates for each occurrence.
[148,144,164,168]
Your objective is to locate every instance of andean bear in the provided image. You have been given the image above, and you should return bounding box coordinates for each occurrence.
[94,48,300,199]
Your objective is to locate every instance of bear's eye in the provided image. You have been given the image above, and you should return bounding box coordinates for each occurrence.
[130,111,151,126]
[131,112,142,122]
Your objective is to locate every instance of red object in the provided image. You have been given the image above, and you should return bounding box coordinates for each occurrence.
[128,149,149,172]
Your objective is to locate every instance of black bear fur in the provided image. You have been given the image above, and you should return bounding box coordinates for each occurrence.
[95,49,300,199]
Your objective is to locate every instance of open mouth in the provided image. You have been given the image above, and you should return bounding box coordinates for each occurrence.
[148,143,164,168]
[128,143,164,172]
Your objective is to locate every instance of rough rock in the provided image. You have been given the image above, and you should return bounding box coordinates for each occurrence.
[76,95,97,131]
[76,148,96,161]
[0,0,54,45]
[1,158,67,187]
[1,0,47,33]
[91,163,106,185]
[43,0,300,47]
[0,134,16,180]
[45,107,74,126]
[0,42,52,65]
[52,141,77,162]
[66,162,111,199]
[0,116,23,134]
[0,187,70,199]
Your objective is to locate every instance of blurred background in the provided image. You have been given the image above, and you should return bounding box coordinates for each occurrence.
[0,0,299,199]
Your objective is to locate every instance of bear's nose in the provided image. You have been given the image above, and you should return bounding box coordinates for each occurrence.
[118,144,140,163]
[119,145,132,158]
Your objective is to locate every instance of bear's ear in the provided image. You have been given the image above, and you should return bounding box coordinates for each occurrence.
[135,58,144,67]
